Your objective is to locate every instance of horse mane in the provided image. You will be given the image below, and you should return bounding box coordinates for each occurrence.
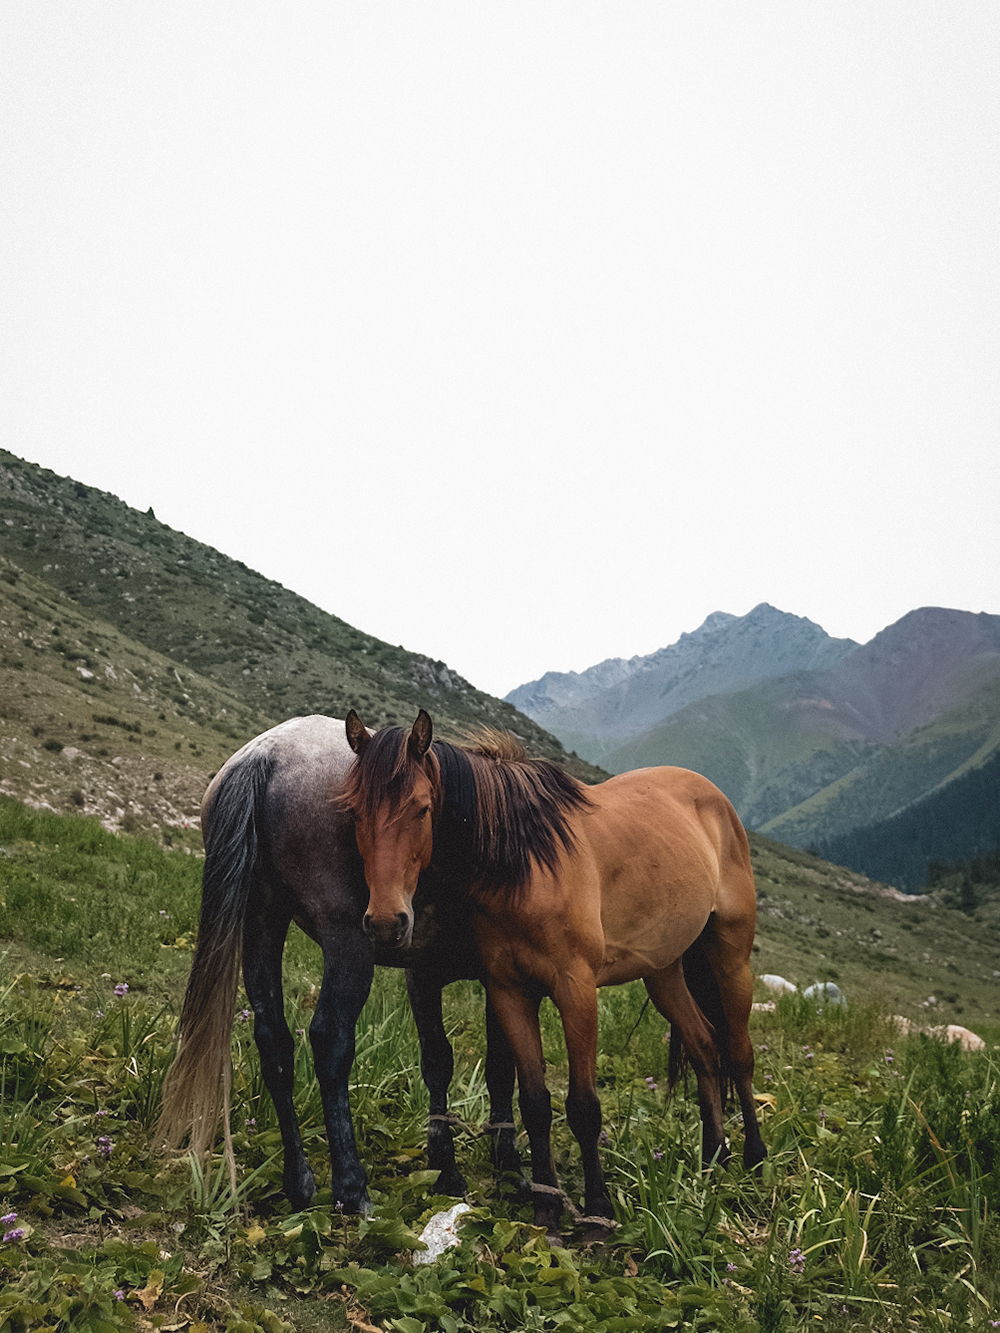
[342,724,591,897]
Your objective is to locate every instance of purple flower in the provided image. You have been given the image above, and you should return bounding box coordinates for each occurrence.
[765,1073,773,1081]
[727,1263,737,1272]
[598,1129,610,1145]
[238,1008,252,1023]
[114,1290,125,1301]
[653,1150,664,1161]
[97,1135,114,1158]
[114,983,128,998]
[159,910,168,917]
[645,1076,658,1091]
[759,1044,768,1052]
[94,1110,108,1118]
[789,1247,805,1275]
[805,1052,814,1060]
[246,1117,256,1129]
[0,1212,15,1226]
[3,1228,26,1243]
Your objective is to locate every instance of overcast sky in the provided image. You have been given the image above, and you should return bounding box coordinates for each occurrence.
[1,5,997,698]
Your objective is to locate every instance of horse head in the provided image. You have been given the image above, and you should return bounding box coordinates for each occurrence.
[344,709,437,950]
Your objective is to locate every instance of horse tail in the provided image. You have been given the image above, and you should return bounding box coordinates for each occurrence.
[668,929,735,1105]
[156,744,274,1172]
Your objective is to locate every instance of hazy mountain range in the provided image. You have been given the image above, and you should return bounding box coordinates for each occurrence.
[507,604,1000,868]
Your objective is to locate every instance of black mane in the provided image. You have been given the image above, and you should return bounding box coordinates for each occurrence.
[432,739,591,896]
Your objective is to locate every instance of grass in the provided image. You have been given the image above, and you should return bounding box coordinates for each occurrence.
[4,803,1000,1331]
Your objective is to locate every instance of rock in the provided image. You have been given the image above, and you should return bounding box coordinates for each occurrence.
[930,1025,986,1053]
[412,1203,473,1265]
[803,982,846,1008]
[760,974,798,995]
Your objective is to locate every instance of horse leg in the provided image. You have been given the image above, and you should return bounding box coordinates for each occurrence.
[406,966,467,1196]
[552,973,614,1231]
[644,961,729,1168]
[310,928,375,1213]
[484,992,524,1181]
[696,927,767,1169]
[487,982,563,1236]
[242,906,316,1209]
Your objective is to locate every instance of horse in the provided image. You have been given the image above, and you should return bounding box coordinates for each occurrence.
[156,715,522,1212]
[343,708,766,1236]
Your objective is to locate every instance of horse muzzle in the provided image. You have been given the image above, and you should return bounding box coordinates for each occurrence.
[363,910,413,950]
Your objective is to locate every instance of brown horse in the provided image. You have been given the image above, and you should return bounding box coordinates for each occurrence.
[343,709,766,1235]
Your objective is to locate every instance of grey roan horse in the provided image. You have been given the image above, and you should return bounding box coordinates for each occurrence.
[157,715,520,1211]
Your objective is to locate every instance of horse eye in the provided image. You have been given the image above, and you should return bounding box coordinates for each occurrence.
[416,805,430,819]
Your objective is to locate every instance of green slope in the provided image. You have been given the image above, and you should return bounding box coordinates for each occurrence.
[0,449,604,782]
[762,674,1000,846]
[0,558,273,845]
[604,666,1000,850]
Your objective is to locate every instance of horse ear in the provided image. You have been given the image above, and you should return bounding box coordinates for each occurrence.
[408,709,433,758]
[345,710,370,755]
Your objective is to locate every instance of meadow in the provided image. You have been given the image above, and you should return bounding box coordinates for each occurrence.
[2,796,1000,1332]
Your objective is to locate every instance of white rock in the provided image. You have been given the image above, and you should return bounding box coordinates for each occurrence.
[804,982,846,1007]
[760,974,797,995]
[930,1025,986,1053]
[412,1203,473,1266]
[77,667,94,680]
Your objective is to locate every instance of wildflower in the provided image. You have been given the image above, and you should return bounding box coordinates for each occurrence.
[653,1150,664,1161]
[3,1228,26,1243]
[295,1027,305,1037]
[114,1290,126,1301]
[95,1009,104,1019]
[0,1212,16,1226]
[246,1118,256,1129]
[727,1263,737,1272]
[94,1109,108,1118]
[765,1073,773,1081]
[789,1247,805,1275]
[114,983,128,998]
[598,1129,609,1145]
[97,1136,114,1159]
[805,1051,814,1060]
[759,1044,768,1052]
[238,1008,252,1023]
[159,910,168,917]
[645,1076,658,1091]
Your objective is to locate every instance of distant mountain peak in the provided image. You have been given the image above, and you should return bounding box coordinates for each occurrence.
[505,605,858,744]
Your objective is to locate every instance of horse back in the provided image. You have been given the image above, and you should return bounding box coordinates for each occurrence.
[579,766,756,984]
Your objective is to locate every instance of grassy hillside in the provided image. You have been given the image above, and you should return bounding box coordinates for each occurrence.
[0,558,273,843]
[813,750,1000,893]
[0,449,604,783]
[3,798,1000,1332]
[604,665,1000,854]
[761,674,1000,847]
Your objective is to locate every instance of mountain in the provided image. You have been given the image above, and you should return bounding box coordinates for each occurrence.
[813,749,1000,893]
[0,449,606,840]
[505,604,857,766]
[509,603,1000,857]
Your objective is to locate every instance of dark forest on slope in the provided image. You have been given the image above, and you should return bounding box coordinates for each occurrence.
[814,749,1000,892]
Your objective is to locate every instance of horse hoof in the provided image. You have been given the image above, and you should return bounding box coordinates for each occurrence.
[285,1166,316,1212]
[435,1169,468,1198]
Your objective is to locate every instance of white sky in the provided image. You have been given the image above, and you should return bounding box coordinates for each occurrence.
[1,5,997,698]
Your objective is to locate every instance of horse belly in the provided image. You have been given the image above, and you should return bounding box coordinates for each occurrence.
[596,893,714,986]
